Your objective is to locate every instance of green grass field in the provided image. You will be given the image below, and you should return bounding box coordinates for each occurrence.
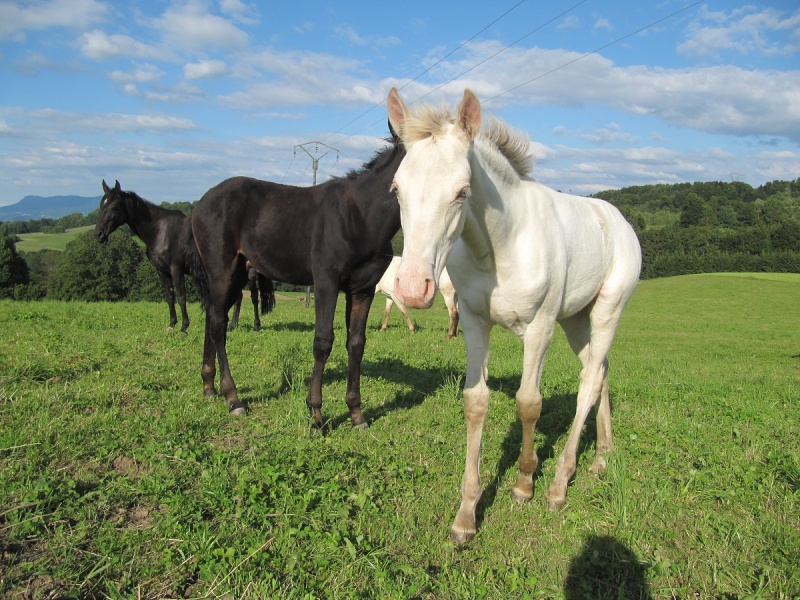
[1,275,799,598]
[14,225,95,252]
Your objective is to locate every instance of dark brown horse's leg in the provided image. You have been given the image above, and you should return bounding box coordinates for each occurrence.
[174,268,190,333]
[306,284,337,429]
[249,271,261,332]
[208,302,245,415]
[228,293,242,331]
[343,292,373,429]
[201,310,217,397]
[159,271,178,329]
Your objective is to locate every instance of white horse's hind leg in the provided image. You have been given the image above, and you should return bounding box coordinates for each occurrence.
[380,297,393,331]
[559,311,614,475]
[451,312,491,545]
[546,301,622,510]
[395,298,415,332]
[511,321,554,503]
[590,376,612,474]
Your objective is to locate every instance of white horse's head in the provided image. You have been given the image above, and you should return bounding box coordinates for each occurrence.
[387,87,481,309]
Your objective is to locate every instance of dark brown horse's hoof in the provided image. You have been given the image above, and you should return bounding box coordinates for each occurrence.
[353,421,369,431]
[228,401,247,416]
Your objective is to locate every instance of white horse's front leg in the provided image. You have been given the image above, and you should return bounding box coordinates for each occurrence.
[511,321,554,502]
[451,313,491,545]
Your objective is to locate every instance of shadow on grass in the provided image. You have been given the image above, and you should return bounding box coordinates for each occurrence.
[321,357,454,429]
[564,535,653,600]
[266,321,315,332]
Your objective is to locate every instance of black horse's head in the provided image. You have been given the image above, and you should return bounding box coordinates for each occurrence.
[94,179,126,243]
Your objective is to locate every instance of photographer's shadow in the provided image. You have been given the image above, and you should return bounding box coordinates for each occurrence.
[564,535,653,600]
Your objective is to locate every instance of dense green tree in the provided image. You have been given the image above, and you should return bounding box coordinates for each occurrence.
[51,231,143,301]
[160,201,195,215]
[20,249,62,298]
[0,235,29,298]
[717,204,739,228]
[680,192,706,228]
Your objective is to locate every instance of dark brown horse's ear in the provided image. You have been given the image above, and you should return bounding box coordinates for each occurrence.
[114,180,121,192]
[388,119,399,142]
[102,179,110,193]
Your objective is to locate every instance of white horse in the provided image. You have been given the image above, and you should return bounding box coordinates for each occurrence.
[387,88,641,544]
[376,256,460,338]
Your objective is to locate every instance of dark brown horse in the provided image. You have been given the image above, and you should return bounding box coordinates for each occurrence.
[228,262,275,332]
[186,134,404,426]
[94,180,193,332]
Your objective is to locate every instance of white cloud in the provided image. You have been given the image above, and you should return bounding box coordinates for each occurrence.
[407,42,800,144]
[552,123,639,145]
[593,17,612,34]
[0,107,195,136]
[153,0,249,53]
[110,64,164,84]
[222,48,373,107]
[334,24,400,48]
[558,16,579,30]
[79,30,169,61]
[292,21,314,34]
[679,6,800,59]
[0,0,107,41]
[184,59,229,80]
[141,82,204,103]
[219,0,259,25]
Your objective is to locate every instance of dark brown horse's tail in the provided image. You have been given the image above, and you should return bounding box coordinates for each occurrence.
[258,275,276,315]
[184,228,210,312]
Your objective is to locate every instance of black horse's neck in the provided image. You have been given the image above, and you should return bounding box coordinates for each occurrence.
[119,191,161,242]
[353,141,404,243]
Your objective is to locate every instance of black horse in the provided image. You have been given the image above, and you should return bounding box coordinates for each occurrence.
[186,134,404,425]
[94,180,193,332]
[228,261,275,332]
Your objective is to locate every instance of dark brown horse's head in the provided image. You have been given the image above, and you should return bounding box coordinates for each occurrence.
[94,179,126,243]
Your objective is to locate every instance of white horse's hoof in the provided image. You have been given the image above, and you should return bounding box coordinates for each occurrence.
[450,526,476,545]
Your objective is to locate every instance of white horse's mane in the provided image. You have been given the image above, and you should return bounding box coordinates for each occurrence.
[399,105,533,178]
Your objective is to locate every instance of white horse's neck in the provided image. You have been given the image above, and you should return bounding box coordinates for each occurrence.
[460,139,527,264]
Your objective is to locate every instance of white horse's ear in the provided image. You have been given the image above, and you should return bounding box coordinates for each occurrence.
[457,89,481,141]
[387,87,408,138]
[102,179,110,193]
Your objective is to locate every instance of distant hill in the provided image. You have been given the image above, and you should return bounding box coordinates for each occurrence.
[0,195,101,221]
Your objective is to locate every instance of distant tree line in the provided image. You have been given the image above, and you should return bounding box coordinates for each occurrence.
[0,201,197,301]
[1,179,798,300]
[592,178,800,279]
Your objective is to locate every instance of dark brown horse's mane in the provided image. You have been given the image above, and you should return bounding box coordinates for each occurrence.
[117,187,185,221]
[336,137,401,181]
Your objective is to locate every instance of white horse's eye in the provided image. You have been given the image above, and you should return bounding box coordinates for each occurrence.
[389,183,399,196]
[456,188,469,202]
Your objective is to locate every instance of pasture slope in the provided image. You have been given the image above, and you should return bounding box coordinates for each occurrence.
[14,226,95,252]
[1,274,798,599]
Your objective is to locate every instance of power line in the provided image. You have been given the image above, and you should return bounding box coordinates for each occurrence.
[414,0,589,106]
[325,0,590,150]
[484,0,705,104]
[318,0,531,145]
[290,0,705,181]
[332,0,705,163]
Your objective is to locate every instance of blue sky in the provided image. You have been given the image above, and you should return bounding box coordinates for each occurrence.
[0,0,798,206]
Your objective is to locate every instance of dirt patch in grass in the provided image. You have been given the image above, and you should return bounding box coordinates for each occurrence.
[1,540,67,599]
[111,455,144,478]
